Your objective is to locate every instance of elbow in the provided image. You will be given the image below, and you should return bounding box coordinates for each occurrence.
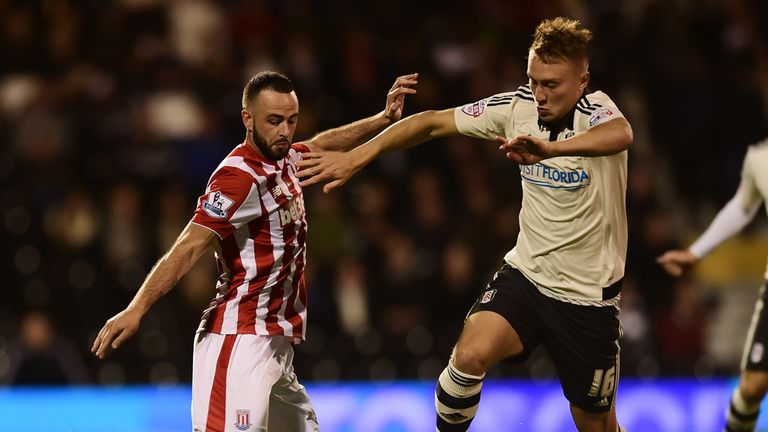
[619,120,633,152]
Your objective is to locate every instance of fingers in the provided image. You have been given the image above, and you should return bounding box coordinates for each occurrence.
[385,101,402,118]
[388,86,417,97]
[299,174,323,188]
[323,179,344,194]
[390,73,419,91]
[660,262,683,277]
[296,165,324,179]
[496,136,513,150]
[93,325,116,359]
[111,328,133,350]
[91,328,104,353]
[506,151,523,164]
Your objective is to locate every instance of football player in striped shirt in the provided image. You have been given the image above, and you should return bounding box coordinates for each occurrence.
[658,138,768,432]
[298,17,631,432]
[91,71,418,432]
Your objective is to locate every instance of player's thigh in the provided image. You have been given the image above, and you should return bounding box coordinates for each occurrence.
[269,370,319,432]
[570,404,617,432]
[454,311,525,369]
[545,301,621,414]
[454,265,543,372]
[192,333,284,432]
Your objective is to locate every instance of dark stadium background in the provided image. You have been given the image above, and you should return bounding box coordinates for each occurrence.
[1,0,768,428]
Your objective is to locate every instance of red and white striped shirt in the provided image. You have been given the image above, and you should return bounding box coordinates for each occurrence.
[191,141,309,341]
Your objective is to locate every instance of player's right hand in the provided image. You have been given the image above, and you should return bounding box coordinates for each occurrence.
[656,249,699,277]
[91,307,143,359]
[297,150,359,193]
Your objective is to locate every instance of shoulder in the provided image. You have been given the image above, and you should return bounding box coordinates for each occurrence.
[457,85,534,120]
[210,155,262,184]
[291,142,310,153]
[745,137,768,164]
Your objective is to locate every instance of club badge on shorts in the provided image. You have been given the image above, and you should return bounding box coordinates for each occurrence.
[480,289,497,304]
[235,409,251,431]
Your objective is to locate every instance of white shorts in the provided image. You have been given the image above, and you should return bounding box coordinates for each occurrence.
[191,332,319,432]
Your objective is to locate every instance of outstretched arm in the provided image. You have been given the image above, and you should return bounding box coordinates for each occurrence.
[91,223,215,358]
[657,193,761,277]
[499,117,633,164]
[304,73,418,152]
[297,108,459,192]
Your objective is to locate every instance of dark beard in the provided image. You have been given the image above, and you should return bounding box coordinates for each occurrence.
[252,121,290,161]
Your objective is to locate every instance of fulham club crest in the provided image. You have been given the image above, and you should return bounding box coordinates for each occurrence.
[234,409,252,431]
[480,289,497,304]
[461,99,487,117]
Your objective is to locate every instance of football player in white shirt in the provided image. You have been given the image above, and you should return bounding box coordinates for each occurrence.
[658,139,768,432]
[298,17,632,432]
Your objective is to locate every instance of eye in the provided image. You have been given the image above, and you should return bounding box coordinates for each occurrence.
[268,119,280,125]
[546,82,557,89]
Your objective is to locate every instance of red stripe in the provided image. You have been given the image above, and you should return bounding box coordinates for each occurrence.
[236,213,266,332]
[283,221,307,338]
[205,335,236,432]
[209,235,246,334]
[281,164,307,338]
[243,162,280,333]
[291,222,309,339]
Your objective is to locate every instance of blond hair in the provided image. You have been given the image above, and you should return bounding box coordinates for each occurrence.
[529,17,592,66]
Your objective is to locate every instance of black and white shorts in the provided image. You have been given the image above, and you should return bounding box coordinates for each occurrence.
[468,265,622,413]
[742,282,768,371]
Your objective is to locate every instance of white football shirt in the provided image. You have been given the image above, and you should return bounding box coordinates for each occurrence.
[739,140,768,278]
[455,85,628,305]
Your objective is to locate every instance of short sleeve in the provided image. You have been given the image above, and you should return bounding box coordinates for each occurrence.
[584,91,625,129]
[191,167,262,239]
[454,92,514,140]
[738,150,764,211]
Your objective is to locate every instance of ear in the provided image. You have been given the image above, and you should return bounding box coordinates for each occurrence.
[579,71,590,90]
[242,109,252,132]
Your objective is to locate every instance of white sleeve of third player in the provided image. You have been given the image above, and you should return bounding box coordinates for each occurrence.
[453,93,514,140]
[689,153,763,258]
[689,195,759,258]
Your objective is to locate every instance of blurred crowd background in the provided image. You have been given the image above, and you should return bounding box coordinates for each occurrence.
[2,0,768,387]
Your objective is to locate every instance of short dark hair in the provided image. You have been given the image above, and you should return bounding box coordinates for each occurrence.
[241,71,294,108]
[529,17,592,66]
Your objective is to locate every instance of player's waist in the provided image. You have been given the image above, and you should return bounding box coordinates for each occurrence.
[502,260,623,303]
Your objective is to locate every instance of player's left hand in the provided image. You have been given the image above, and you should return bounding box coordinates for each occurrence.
[297,150,359,193]
[383,73,419,122]
[497,135,554,165]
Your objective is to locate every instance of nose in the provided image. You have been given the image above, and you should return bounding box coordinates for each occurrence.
[279,121,290,137]
[533,88,546,105]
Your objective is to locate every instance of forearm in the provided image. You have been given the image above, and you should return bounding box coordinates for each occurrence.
[689,195,760,258]
[349,109,457,169]
[126,224,211,314]
[307,112,391,152]
[551,118,632,157]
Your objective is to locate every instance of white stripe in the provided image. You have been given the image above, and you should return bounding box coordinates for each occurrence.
[284,162,307,337]
[256,162,291,334]
[293,249,308,340]
[267,163,295,200]
[228,183,263,226]
[741,284,765,370]
[206,155,261,191]
[191,333,225,429]
[220,228,256,333]
[277,261,296,336]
